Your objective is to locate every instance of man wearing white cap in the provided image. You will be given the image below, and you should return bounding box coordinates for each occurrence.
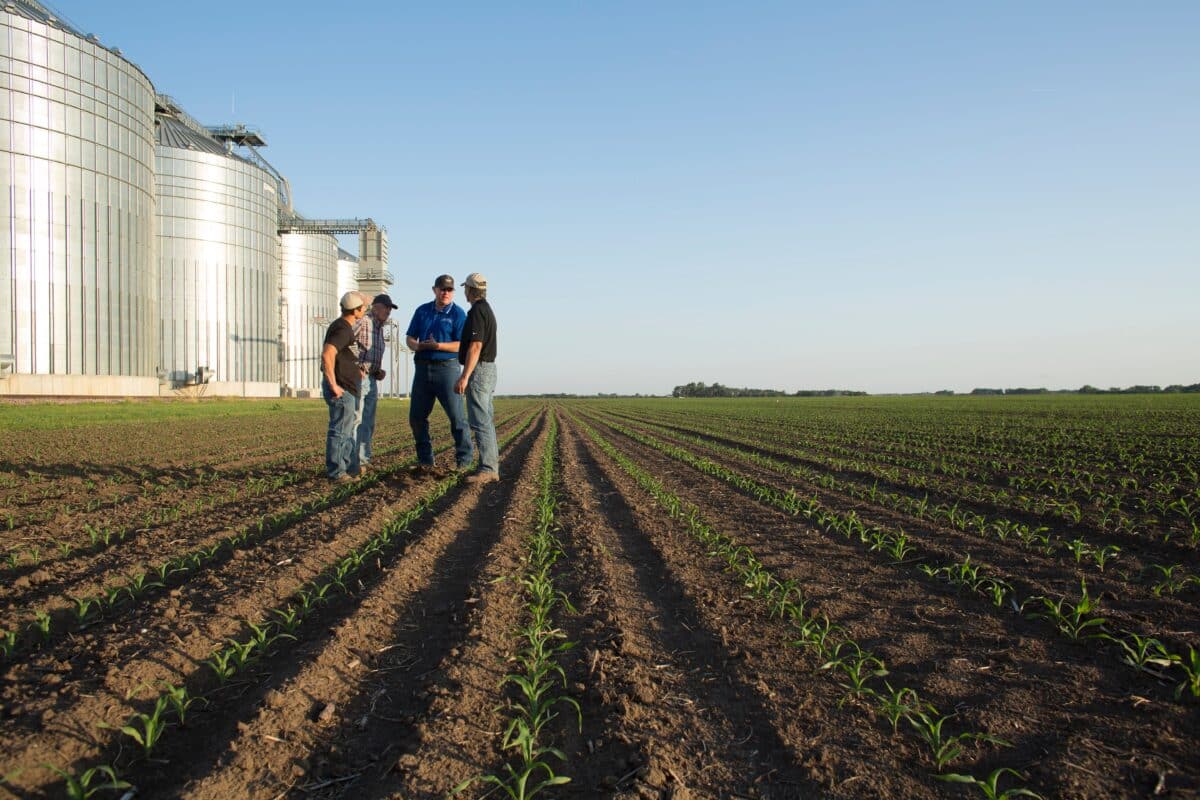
[454,272,499,483]
[321,291,368,482]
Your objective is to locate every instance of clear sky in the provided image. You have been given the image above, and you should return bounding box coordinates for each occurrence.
[46,1,1199,394]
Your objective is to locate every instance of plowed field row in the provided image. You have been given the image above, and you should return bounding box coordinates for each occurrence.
[0,396,1196,799]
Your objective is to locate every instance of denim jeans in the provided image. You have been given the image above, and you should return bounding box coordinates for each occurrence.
[410,360,473,467]
[322,378,360,478]
[466,361,498,476]
[355,374,379,466]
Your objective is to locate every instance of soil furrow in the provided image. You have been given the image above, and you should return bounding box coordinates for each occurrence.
[577,411,1199,798]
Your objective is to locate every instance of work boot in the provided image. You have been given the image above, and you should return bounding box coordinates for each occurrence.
[465,471,500,484]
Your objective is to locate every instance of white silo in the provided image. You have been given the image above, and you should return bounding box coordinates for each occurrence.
[155,99,280,396]
[0,1,157,396]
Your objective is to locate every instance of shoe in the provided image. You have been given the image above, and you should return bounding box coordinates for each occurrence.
[413,463,435,475]
[352,464,369,477]
[465,471,500,484]
[330,474,354,484]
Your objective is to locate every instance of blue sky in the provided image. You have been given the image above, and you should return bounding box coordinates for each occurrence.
[50,1,1199,394]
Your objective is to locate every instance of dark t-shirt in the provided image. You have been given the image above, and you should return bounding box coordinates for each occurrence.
[459,299,497,364]
[324,317,361,396]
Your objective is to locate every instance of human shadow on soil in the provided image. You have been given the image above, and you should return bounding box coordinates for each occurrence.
[286,415,548,800]
[33,419,543,798]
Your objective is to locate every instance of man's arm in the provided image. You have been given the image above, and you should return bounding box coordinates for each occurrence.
[454,341,482,394]
[322,343,343,398]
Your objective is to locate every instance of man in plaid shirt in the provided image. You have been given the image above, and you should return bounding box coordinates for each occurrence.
[354,293,398,473]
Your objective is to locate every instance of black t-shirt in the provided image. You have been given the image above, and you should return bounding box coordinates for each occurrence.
[324,317,361,396]
[459,299,497,364]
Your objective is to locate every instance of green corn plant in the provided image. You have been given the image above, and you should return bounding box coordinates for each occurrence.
[1024,579,1107,640]
[123,571,164,601]
[979,577,1013,608]
[1086,544,1118,571]
[937,767,1043,798]
[1171,647,1200,700]
[1106,633,1173,672]
[273,605,303,636]
[822,650,888,704]
[42,764,130,800]
[0,629,17,658]
[206,649,237,683]
[71,595,101,625]
[877,683,926,733]
[32,610,52,642]
[907,708,1010,770]
[99,696,171,757]
[1067,538,1090,563]
[160,681,204,726]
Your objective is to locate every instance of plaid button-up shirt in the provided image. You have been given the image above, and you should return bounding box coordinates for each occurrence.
[355,314,386,374]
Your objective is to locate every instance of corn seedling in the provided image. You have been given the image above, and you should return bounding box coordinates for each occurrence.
[937,767,1044,799]
[1106,633,1173,672]
[99,695,170,757]
[1171,647,1200,700]
[906,708,1010,770]
[1025,579,1107,641]
[160,681,204,726]
[32,610,52,642]
[877,683,926,733]
[206,649,237,683]
[42,764,130,800]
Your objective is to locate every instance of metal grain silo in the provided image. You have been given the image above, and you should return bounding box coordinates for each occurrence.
[0,1,157,395]
[336,247,359,300]
[155,98,279,396]
[280,229,338,395]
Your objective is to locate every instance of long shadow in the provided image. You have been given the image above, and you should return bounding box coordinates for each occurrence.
[558,422,826,798]
[28,412,544,800]
[266,414,548,800]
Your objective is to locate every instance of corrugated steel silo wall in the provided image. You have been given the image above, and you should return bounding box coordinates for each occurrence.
[0,11,157,382]
[336,256,358,300]
[156,147,279,386]
[280,232,337,393]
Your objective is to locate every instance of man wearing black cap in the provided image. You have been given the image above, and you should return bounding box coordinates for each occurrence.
[353,292,399,473]
[404,275,474,472]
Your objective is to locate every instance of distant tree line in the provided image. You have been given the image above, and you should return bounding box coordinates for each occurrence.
[969,383,1200,396]
[671,382,866,398]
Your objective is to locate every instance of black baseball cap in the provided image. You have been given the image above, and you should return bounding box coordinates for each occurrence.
[373,293,398,309]
[433,274,455,289]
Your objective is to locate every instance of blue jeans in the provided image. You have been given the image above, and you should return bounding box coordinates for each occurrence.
[322,378,360,478]
[410,360,473,467]
[355,374,379,465]
[466,361,498,475]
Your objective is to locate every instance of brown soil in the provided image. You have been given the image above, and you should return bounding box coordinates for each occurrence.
[0,401,1196,799]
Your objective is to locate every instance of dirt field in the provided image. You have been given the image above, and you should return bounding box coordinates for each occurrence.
[1,396,1197,799]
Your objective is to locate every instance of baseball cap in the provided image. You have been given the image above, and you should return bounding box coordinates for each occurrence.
[461,272,487,290]
[433,274,455,290]
[373,293,398,309]
[340,291,365,311]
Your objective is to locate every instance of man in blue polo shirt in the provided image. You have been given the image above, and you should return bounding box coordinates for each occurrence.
[404,274,474,472]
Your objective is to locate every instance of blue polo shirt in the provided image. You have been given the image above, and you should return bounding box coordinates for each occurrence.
[406,301,466,362]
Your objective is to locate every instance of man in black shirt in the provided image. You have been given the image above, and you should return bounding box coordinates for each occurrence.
[454,273,499,483]
[322,292,368,482]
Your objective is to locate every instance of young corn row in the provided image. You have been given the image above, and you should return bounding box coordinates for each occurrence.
[43,411,541,794]
[458,415,579,799]
[573,415,1042,798]
[605,409,1191,572]
[0,424,437,575]
[0,412,530,663]
[608,406,1198,542]
[584,412,1200,702]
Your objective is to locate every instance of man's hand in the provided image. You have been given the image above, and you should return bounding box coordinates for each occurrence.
[376,369,386,380]
[421,336,438,352]
[454,375,468,394]
[331,383,344,399]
